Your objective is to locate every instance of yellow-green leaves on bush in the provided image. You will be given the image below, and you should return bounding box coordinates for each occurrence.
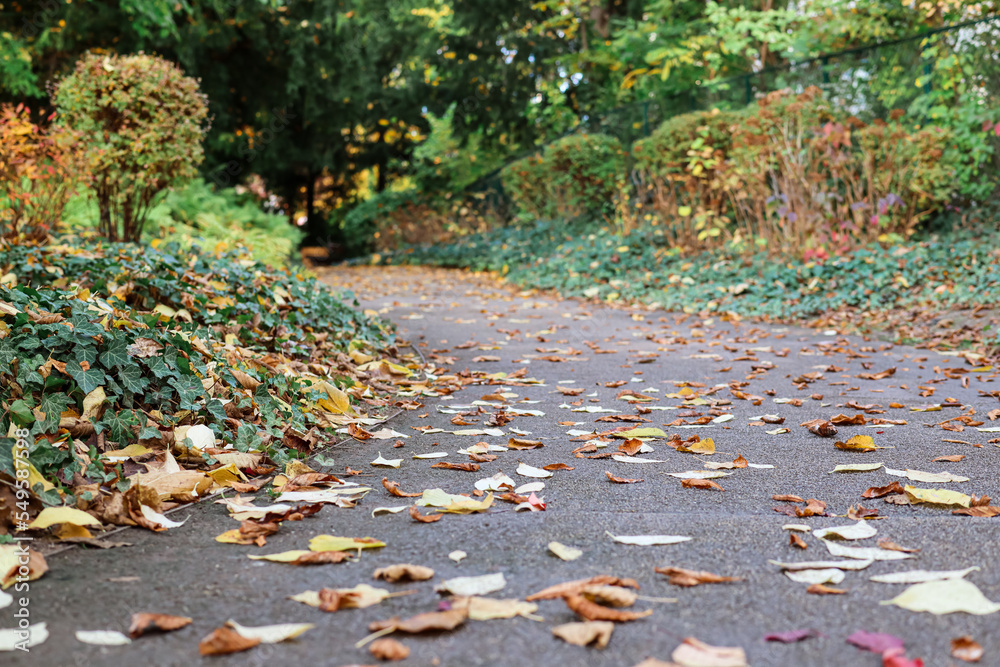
[53,53,209,243]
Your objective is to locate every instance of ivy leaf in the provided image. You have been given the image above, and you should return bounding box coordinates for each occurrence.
[118,364,149,394]
[37,393,72,432]
[9,399,35,426]
[66,359,106,394]
[169,374,204,410]
[234,423,262,452]
[99,338,130,368]
[96,409,139,445]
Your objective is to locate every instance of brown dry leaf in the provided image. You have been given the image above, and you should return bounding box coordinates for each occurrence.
[655,567,743,587]
[607,471,643,484]
[563,594,652,622]
[932,455,965,463]
[618,438,644,456]
[801,419,838,437]
[671,637,748,667]
[552,621,614,649]
[846,505,880,520]
[1,546,48,589]
[348,423,374,440]
[199,626,261,655]
[830,413,867,426]
[373,564,435,583]
[543,463,575,471]
[876,538,920,553]
[581,585,638,607]
[789,534,808,550]
[681,478,724,492]
[557,386,585,396]
[409,506,443,523]
[286,551,352,565]
[370,608,468,634]
[431,462,480,472]
[951,635,984,663]
[370,637,410,661]
[953,506,1000,517]
[796,498,827,517]
[382,478,422,498]
[527,576,639,602]
[128,613,193,638]
[835,435,877,452]
[508,438,543,450]
[732,454,748,468]
[807,584,847,595]
[862,482,905,499]
[468,453,498,463]
[772,494,805,503]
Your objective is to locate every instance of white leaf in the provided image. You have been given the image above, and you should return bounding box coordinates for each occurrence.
[449,550,467,562]
[821,540,915,561]
[549,542,583,561]
[667,470,730,479]
[883,469,969,483]
[870,567,980,584]
[227,620,314,643]
[516,463,552,478]
[436,573,506,596]
[276,488,371,504]
[769,558,874,571]
[607,532,691,546]
[475,472,516,491]
[828,463,884,473]
[515,482,545,494]
[0,622,48,651]
[611,455,666,463]
[412,452,449,459]
[712,414,734,423]
[783,524,811,532]
[812,521,878,541]
[785,569,845,585]
[881,579,1000,615]
[75,630,131,646]
[0,590,10,610]
[371,506,408,517]
[371,453,403,468]
[139,505,187,529]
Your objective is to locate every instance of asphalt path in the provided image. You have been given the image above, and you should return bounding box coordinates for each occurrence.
[8,265,1000,667]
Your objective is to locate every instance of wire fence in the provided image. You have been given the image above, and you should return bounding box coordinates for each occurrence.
[469,13,1000,204]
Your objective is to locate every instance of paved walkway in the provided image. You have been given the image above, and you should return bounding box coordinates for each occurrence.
[10,265,1000,666]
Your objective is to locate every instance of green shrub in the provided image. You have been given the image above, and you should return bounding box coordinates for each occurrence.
[53,52,209,243]
[501,154,551,219]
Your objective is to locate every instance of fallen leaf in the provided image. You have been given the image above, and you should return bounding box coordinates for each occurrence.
[563,594,652,621]
[829,463,884,473]
[581,584,639,607]
[226,620,314,643]
[953,505,1000,517]
[0,545,47,589]
[807,583,847,595]
[247,550,351,565]
[452,596,540,620]
[932,455,965,463]
[309,535,386,552]
[681,478,724,491]
[835,435,877,452]
[821,540,914,561]
[449,550,467,562]
[846,630,904,653]
[904,485,972,507]
[886,469,969,483]
[813,521,877,541]
[671,636,748,667]
[543,463,575,471]
[882,646,926,667]
[373,564,435,582]
[199,627,261,656]
[527,576,639,601]
[770,559,875,571]
[549,542,583,561]
[773,494,805,502]
[370,637,410,661]
[951,635,984,663]
[862,482,905,498]
[607,532,692,546]
[789,534,808,549]
[876,538,919,553]
[786,569,845,585]
[27,506,102,530]
[431,462,480,472]
[802,419,838,437]
[371,453,403,468]
[552,621,614,649]
[0,623,48,651]
[607,471,643,484]
[881,579,1000,614]
[372,608,467,633]
[128,613,193,638]
[677,438,715,454]
[409,506,443,523]
[869,567,979,584]
[291,584,391,611]
[75,630,131,646]
[436,573,506,597]
[654,567,742,587]
[763,629,822,643]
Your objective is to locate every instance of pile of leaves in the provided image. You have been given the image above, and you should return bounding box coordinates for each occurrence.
[0,237,408,527]
[373,218,1000,356]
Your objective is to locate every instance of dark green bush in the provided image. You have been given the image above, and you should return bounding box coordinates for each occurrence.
[53,53,209,243]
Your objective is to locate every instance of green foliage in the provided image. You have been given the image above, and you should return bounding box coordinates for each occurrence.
[0,32,40,97]
[63,179,302,267]
[53,52,209,242]
[502,133,625,220]
[0,238,390,490]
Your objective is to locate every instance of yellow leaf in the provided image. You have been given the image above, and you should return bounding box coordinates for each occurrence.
[309,535,386,552]
[82,387,107,420]
[207,463,248,488]
[28,506,102,530]
[904,485,972,508]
